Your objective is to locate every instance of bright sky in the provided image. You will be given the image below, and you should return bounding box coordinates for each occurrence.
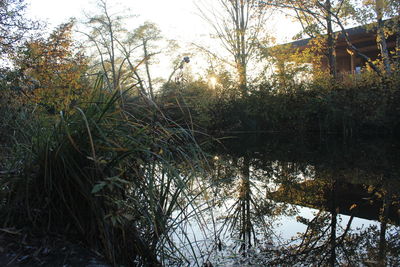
[26,0,299,43]
[25,0,300,81]
[26,0,210,43]
[26,0,214,81]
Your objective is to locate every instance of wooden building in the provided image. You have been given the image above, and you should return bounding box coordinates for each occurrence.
[288,23,397,75]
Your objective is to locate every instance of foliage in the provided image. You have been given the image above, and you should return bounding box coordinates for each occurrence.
[0,0,39,57]
[12,21,89,113]
[264,0,400,76]
[159,70,400,137]
[159,80,215,131]
[264,42,321,91]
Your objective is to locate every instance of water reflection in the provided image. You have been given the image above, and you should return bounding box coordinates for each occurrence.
[193,135,400,266]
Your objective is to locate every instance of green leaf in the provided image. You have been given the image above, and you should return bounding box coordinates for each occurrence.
[91,182,106,194]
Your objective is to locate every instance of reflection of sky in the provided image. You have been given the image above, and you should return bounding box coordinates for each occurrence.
[172,198,381,266]
[170,158,386,266]
[275,205,380,243]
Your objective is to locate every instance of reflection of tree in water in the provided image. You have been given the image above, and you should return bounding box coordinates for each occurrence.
[210,155,261,253]
[207,153,301,264]
[359,177,400,266]
[271,165,400,266]
[204,136,400,266]
[235,156,252,252]
[272,181,349,266]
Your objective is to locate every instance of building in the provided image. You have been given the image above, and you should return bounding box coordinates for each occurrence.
[287,23,397,75]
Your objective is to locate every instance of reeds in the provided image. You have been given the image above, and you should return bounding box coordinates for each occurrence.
[0,77,206,266]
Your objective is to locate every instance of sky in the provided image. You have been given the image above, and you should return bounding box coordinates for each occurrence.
[25,0,215,81]
[26,0,210,43]
[26,0,299,43]
[25,0,301,82]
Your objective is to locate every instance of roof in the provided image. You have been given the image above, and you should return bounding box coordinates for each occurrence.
[286,18,397,49]
[288,24,371,48]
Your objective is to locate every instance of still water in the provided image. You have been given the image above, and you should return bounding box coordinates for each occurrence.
[172,134,400,266]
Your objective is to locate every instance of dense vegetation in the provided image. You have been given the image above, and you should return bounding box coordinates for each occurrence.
[158,72,400,137]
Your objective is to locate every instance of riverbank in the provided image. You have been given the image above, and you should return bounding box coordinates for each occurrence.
[0,229,110,267]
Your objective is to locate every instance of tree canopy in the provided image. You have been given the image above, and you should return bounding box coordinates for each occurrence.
[0,0,39,57]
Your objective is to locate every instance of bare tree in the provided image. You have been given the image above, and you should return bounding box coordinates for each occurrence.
[81,0,150,97]
[197,0,270,96]
[131,22,162,100]
[81,0,127,91]
[81,1,168,101]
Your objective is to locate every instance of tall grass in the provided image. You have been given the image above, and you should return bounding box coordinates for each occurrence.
[0,77,207,266]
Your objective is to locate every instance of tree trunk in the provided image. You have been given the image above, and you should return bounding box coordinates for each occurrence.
[232,0,247,97]
[105,15,118,90]
[396,8,400,68]
[143,39,154,100]
[240,156,251,253]
[376,0,392,74]
[239,0,247,96]
[397,27,400,67]
[330,180,337,267]
[326,0,337,78]
[378,191,390,266]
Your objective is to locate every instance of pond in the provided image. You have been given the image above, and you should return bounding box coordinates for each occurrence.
[171,134,400,266]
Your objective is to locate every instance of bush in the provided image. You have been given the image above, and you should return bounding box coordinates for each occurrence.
[189,74,400,137]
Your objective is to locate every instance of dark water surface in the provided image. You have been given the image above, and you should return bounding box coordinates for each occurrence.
[176,134,400,266]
